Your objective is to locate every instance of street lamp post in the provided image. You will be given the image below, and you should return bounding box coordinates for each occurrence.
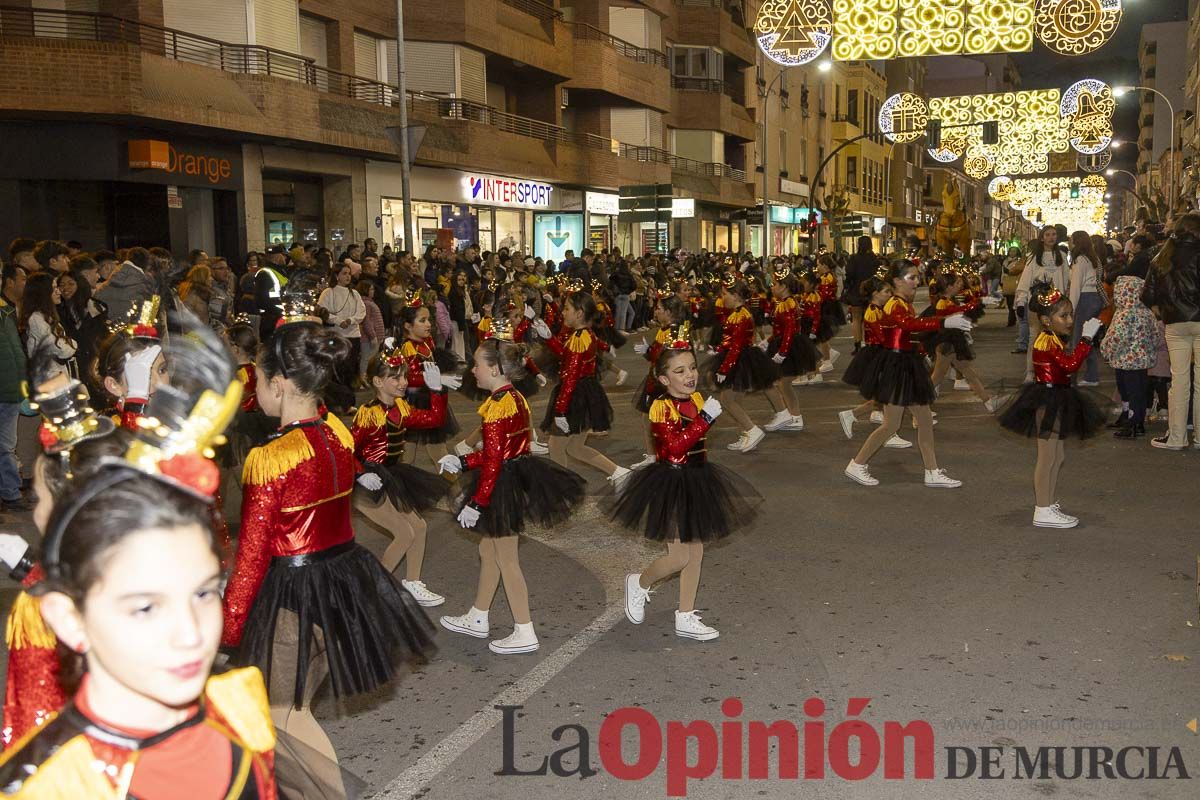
[1115,85,1176,217]
[759,66,788,261]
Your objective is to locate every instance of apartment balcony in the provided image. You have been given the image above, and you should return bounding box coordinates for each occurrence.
[564,23,670,113]
[404,0,573,80]
[831,114,863,143]
[669,76,755,141]
[667,0,756,68]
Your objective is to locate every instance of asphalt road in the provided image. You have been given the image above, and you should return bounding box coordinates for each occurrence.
[4,300,1199,799]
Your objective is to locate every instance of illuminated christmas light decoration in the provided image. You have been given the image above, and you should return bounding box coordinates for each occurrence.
[1077,149,1112,173]
[1034,0,1123,57]
[1060,78,1115,154]
[754,0,833,65]
[878,92,929,143]
[988,175,1016,202]
[987,175,1108,232]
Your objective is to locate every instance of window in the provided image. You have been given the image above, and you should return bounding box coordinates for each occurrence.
[779,129,788,173]
[670,46,721,79]
[847,156,857,189]
[756,123,765,167]
[847,89,859,124]
[834,84,841,118]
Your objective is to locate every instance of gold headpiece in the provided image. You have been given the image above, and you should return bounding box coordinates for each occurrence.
[377,336,406,368]
[874,263,892,282]
[773,264,793,282]
[403,287,423,308]
[120,295,162,339]
[485,316,515,343]
[665,320,693,351]
[28,374,115,457]
[277,294,322,328]
[590,278,604,294]
[720,272,738,289]
[563,278,585,295]
[1034,283,1064,308]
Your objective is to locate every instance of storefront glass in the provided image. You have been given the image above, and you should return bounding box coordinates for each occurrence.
[381,198,529,255]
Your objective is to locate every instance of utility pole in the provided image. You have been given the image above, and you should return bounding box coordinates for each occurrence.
[395,0,414,254]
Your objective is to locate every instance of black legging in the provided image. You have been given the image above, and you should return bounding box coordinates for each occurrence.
[1114,368,1148,425]
[1004,294,1016,326]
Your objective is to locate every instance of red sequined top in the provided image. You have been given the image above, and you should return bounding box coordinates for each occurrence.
[715,306,754,375]
[3,566,64,751]
[798,292,822,334]
[544,328,608,415]
[818,272,838,302]
[542,300,561,333]
[649,393,711,466]
[934,295,981,317]
[401,337,438,391]
[352,393,447,466]
[462,387,532,507]
[769,296,799,356]
[862,304,886,346]
[237,364,258,413]
[1033,332,1091,385]
[222,415,357,647]
[881,296,941,352]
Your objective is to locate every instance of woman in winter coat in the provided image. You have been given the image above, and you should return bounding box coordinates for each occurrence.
[1100,273,1159,439]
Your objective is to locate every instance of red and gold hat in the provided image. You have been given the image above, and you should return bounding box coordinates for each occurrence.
[720,272,738,289]
[114,296,162,340]
[665,320,693,351]
[403,287,424,308]
[485,316,515,343]
[772,263,793,282]
[377,336,406,368]
[1034,283,1063,308]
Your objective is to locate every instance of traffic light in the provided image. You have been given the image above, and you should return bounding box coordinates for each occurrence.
[1070,181,1080,199]
[1051,188,1060,200]
[927,119,942,150]
[982,120,999,145]
[807,211,819,233]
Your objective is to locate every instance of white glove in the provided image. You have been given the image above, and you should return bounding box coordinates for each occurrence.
[715,373,727,384]
[536,373,548,387]
[123,344,162,398]
[633,339,649,355]
[772,353,786,364]
[440,374,462,391]
[356,472,383,491]
[757,339,770,351]
[555,416,570,433]
[422,363,443,391]
[457,505,481,529]
[543,293,553,303]
[523,305,535,319]
[0,534,30,571]
[1081,318,1102,340]
[809,333,817,339]
[470,313,481,323]
[437,454,462,474]
[532,318,552,339]
[701,396,723,420]
[942,314,972,332]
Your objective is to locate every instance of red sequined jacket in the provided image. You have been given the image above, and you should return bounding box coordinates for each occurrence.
[461,387,532,507]
[222,415,357,647]
[544,328,608,415]
[1033,332,1091,385]
[769,296,800,356]
[862,304,886,346]
[352,392,447,466]
[237,363,259,413]
[715,306,754,375]
[881,296,941,352]
[542,300,561,333]
[934,295,981,317]
[648,393,713,466]
[3,566,64,751]
[798,292,822,334]
[818,272,838,302]
[401,337,438,391]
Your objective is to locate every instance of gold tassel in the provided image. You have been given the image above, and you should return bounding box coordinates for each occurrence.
[5,591,56,651]
[883,297,903,315]
[654,327,672,344]
[1034,332,1061,352]
[727,307,751,324]
[16,736,117,799]
[689,392,703,408]
[392,397,414,424]
[242,429,313,486]
[864,306,883,323]
[648,397,678,424]
[325,413,355,451]
[479,391,526,423]
[400,340,423,358]
[353,403,387,430]
[205,667,276,753]
[567,330,593,353]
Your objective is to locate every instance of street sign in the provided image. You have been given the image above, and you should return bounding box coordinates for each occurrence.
[618,183,673,227]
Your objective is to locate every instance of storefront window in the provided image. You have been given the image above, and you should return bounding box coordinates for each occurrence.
[588,214,612,253]
[494,209,524,253]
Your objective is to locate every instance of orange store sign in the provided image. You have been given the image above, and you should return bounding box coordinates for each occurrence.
[128,139,233,184]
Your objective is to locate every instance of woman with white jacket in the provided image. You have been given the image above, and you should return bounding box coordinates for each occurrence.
[1066,231,1105,385]
[319,261,367,387]
[1015,226,1070,383]
[20,272,76,377]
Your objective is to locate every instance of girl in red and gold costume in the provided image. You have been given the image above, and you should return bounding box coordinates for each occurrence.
[708,276,779,454]
[845,262,971,489]
[837,273,911,450]
[925,265,998,412]
[395,296,463,466]
[436,324,586,655]
[814,255,844,372]
[351,338,453,607]
[535,289,630,483]
[791,271,825,386]
[92,297,168,431]
[759,263,811,432]
[630,292,687,468]
[591,280,629,387]
[998,280,1105,529]
[612,326,758,642]
[222,314,436,762]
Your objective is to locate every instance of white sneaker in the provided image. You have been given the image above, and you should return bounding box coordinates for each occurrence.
[401,579,445,608]
[675,610,719,641]
[870,410,884,424]
[624,573,650,624]
[1049,503,1078,524]
[1033,506,1078,529]
[740,426,766,453]
[954,379,970,391]
[489,622,539,654]
[529,439,549,455]
[829,348,842,364]
[924,469,962,488]
[884,434,912,449]
[818,360,834,373]
[839,409,856,439]
[727,434,749,451]
[615,369,629,386]
[782,415,805,431]
[844,460,879,486]
[791,375,810,386]
[454,440,474,457]
[608,466,632,489]
[763,410,793,432]
[807,373,824,384]
[630,453,656,469]
[440,607,489,638]
[984,396,1000,414]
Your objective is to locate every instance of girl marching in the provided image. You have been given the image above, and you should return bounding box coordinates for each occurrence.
[815,255,844,372]
[837,273,910,450]
[997,280,1105,528]
[926,265,999,412]
[631,291,688,468]
[396,293,464,466]
[791,272,825,386]
[710,276,780,453]
[760,263,813,432]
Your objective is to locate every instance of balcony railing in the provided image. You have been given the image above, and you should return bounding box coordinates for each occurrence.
[670,75,745,105]
[498,0,561,22]
[570,22,667,67]
[0,6,745,181]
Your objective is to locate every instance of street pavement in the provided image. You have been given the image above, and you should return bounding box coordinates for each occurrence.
[3,300,1199,798]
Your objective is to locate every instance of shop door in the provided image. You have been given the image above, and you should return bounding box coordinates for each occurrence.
[263,175,323,248]
[110,183,169,250]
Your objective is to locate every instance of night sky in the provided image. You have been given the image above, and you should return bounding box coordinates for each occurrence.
[1007,0,1190,172]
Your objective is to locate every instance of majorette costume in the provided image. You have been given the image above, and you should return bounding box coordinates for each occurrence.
[223,314,436,709]
[747,276,769,326]
[400,291,461,444]
[611,325,758,542]
[707,279,779,392]
[858,295,941,407]
[842,302,886,388]
[816,271,843,343]
[452,327,585,536]
[352,345,451,514]
[798,289,823,342]
[540,323,614,436]
[925,269,983,362]
[103,297,163,432]
[0,314,279,798]
[766,269,820,377]
[634,323,674,414]
[999,290,1104,440]
[591,281,627,350]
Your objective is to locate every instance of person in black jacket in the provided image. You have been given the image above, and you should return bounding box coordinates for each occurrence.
[844,236,880,352]
[1140,212,1200,450]
[609,259,637,332]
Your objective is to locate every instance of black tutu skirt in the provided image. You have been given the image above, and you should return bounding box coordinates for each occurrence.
[453,455,586,537]
[816,299,843,342]
[541,375,613,435]
[357,461,449,514]
[767,334,820,377]
[997,383,1104,440]
[842,344,884,388]
[927,328,976,361]
[858,349,937,407]
[608,460,760,542]
[706,346,780,393]
[633,372,663,413]
[237,542,436,709]
[404,386,460,443]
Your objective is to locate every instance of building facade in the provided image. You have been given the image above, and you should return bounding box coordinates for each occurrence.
[1136,20,1188,210]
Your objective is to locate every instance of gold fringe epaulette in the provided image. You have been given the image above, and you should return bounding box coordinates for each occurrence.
[325,413,355,451]
[242,428,312,486]
[236,366,250,386]
[391,398,415,424]
[1034,332,1063,352]
[777,297,796,312]
[16,736,118,799]
[5,591,56,650]
[400,340,421,358]
[883,296,905,314]
[727,307,751,324]
[648,392,704,423]
[864,305,883,323]
[567,330,593,353]
[354,402,387,430]
[205,667,276,753]
[654,327,672,344]
[478,391,528,423]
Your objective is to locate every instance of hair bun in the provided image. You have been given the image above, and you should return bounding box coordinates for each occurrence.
[304,328,352,366]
